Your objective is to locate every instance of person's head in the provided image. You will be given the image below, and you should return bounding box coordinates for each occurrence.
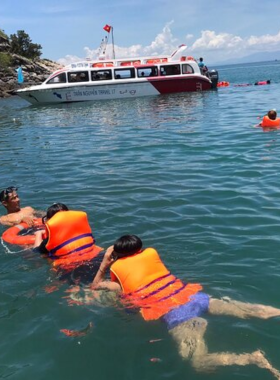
[0,186,20,213]
[267,80,271,84]
[113,235,143,259]
[268,109,277,120]
[43,203,69,223]
[199,57,203,62]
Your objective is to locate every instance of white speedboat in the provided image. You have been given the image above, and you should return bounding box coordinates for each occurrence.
[17,45,218,105]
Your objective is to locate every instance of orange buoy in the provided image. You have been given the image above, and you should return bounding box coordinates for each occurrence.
[146,58,168,64]
[92,62,113,68]
[120,60,141,66]
[217,81,230,87]
[2,218,45,245]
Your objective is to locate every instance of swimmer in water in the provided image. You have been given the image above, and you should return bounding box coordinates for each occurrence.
[0,186,39,227]
[33,203,102,284]
[259,109,280,128]
[255,80,271,85]
[90,235,280,380]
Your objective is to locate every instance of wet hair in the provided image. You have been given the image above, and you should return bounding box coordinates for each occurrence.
[268,109,277,120]
[45,203,69,220]
[113,235,143,258]
[0,186,18,202]
[199,57,203,62]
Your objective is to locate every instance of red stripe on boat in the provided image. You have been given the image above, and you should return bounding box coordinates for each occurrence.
[148,77,211,94]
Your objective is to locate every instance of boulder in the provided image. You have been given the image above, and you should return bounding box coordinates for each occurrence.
[0,53,62,98]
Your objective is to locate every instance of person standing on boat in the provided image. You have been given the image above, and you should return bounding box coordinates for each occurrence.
[198,57,208,74]
[0,187,37,227]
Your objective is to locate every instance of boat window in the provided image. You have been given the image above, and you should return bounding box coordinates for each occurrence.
[160,64,181,76]
[68,71,89,83]
[91,70,112,81]
[46,72,66,84]
[137,67,158,78]
[114,68,135,79]
[182,64,194,74]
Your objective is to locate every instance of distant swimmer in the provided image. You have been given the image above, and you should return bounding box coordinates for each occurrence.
[217,81,230,87]
[0,187,39,227]
[89,235,280,380]
[255,80,271,85]
[259,109,280,128]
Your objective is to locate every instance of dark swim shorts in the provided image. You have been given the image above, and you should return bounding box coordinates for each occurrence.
[162,292,210,330]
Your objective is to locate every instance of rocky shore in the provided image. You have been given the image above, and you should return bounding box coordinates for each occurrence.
[0,54,61,98]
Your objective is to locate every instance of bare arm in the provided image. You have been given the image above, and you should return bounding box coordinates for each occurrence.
[91,245,121,292]
[0,214,17,226]
[0,207,37,227]
[94,280,121,291]
[33,230,45,248]
[0,212,27,226]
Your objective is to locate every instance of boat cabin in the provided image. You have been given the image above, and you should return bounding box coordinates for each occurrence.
[45,61,197,85]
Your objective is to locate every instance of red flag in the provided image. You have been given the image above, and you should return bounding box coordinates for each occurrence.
[103,24,112,33]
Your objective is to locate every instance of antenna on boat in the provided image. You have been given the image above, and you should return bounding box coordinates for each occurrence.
[98,36,108,60]
[111,27,115,60]
[102,24,115,60]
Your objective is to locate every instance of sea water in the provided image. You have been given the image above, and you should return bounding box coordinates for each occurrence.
[1,61,280,380]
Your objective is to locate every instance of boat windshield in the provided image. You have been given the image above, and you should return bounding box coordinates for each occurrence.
[182,64,194,74]
[46,72,67,84]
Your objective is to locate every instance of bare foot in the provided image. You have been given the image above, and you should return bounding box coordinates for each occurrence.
[251,350,280,379]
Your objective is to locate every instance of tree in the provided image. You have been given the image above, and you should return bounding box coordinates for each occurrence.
[10,30,42,60]
[0,29,9,40]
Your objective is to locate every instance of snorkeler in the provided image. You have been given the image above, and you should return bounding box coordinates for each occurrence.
[0,186,38,226]
[90,235,280,379]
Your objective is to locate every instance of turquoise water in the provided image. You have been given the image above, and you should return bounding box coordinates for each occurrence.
[1,61,280,380]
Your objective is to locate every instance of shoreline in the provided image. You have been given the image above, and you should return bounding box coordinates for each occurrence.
[0,54,61,98]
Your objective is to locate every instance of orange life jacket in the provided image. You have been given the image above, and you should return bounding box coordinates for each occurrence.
[261,115,280,128]
[217,81,230,87]
[110,248,202,320]
[45,210,102,269]
[256,81,269,85]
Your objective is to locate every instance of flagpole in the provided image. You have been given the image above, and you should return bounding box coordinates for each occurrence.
[111,27,115,60]
[103,36,108,56]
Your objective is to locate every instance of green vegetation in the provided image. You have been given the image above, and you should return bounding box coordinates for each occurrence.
[0,29,8,39]
[0,28,42,60]
[10,30,42,60]
[0,52,12,68]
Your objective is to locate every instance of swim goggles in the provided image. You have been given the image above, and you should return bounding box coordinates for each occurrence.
[0,187,18,202]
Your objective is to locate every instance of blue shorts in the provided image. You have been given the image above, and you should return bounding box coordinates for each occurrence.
[162,292,210,330]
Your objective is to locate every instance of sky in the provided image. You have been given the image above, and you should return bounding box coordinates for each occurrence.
[1,0,280,65]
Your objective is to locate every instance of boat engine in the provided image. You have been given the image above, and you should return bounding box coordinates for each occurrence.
[208,70,219,88]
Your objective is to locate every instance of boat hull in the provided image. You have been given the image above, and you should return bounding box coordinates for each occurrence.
[17,76,213,105]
